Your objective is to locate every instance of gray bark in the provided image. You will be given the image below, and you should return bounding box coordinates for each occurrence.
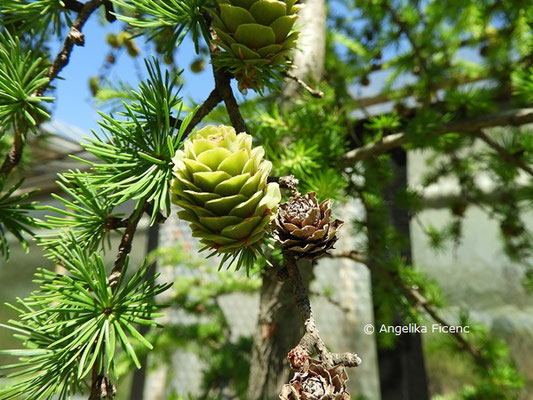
[247,0,327,398]
[247,261,313,400]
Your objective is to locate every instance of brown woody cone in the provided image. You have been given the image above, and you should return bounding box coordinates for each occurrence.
[274,192,343,260]
[279,359,350,400]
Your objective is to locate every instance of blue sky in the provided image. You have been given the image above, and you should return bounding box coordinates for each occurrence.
[48,5,481,139]
[48,5,385,138]
[49,3,373,139]
[49,16,219,137]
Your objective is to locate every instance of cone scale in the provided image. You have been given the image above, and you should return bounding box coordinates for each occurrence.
[209,0,301,92]
[279,358,350,399]
[274,192,343,260]
[171,125,281,269]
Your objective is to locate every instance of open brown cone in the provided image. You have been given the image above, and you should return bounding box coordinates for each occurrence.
[279,358,350,400]
[274,192,343,260]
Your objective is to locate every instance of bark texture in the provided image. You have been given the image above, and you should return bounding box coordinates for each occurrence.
[247,0,327,398]
[247,261,313,399]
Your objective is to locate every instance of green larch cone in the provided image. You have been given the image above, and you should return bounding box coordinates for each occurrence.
[171,125,281,270]
[208,0,301,93]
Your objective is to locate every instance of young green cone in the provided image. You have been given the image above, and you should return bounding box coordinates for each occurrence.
[171,125,281,270]
[209,0,301,92]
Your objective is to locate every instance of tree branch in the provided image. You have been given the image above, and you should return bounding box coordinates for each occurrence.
[285,253,312,321]
[284,252,361,370]
[420,180,532,210]
[89,210,143,399]
[182,88,223,139]
[105,216,129,230]
[352,49,526,108]
[108,205,146,290]
[103,1,117,23]
[212,68,249,133]
[164,89,222,143]
[144,202,166,224]
[472,129,533,177]
[39,0,107,95]
[351,74,485,109]
[0,0,106,181]
[332,250,488,368]
[0,126,23,179]
[283,71,324,98]
[342,107,533,165]
[383,1,427,77]
[309,289,351,314]
[356,27,510,79]
[89,362,100,400]
[62,0,84,13]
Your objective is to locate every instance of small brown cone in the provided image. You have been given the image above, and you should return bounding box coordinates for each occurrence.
[274,192,343,259]
[279,359,350,400]
[287,345,310,371]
